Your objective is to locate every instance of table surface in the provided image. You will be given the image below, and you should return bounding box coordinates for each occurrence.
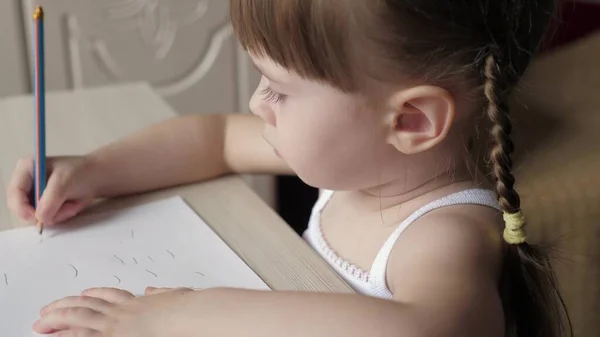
[0,82,352,293]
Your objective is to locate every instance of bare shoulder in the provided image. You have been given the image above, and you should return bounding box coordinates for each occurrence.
[386,205,506,337]
[223,114,294,175]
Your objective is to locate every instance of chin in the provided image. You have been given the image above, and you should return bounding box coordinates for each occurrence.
[287,156,377,191]
[293,169,356,191]
[289,166,327,189]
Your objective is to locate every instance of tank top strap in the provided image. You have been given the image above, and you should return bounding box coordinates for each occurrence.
[314,189,335,211]
[306,190,335,231]
[368,188,502,298]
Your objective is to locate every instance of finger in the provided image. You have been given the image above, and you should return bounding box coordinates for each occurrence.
[52,329,102,337]
[9,158,34,192]
[145,286,193,296]
[7,158,35,222]
[144,287,172,296]
[40,296,111,316]
[52,199,90,224]
[6,185,35,222]
[33,307,105,334]
[81,287,134,304]
[35,170,71,225]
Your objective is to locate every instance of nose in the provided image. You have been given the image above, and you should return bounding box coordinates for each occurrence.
[249,82,276,127]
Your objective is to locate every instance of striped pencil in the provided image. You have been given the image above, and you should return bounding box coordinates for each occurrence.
[33,5,46,235]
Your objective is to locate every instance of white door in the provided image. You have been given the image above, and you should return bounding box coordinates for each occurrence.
[21,0,275,206]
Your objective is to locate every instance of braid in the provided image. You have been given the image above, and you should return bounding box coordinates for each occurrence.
[483,53,572,337]
[484,54,526,244]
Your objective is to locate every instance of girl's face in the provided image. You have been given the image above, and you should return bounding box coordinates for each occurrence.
[249,55,403,191]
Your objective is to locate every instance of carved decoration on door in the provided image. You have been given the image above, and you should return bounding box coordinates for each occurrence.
[106,0,209,59]
[23,0,234,98]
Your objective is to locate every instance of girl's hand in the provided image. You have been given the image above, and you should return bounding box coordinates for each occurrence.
[6,156,98,226]
[33,287,195,337]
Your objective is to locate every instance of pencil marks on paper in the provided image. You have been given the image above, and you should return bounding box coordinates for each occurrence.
[3,273,7,285]
[59,233,214,287]
[67,264,79,278]
[113,254,125,264]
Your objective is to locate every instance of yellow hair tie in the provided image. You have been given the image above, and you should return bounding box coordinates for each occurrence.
[503,211,527,244]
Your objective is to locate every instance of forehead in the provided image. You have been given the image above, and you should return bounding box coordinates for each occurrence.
[249,55,294,82]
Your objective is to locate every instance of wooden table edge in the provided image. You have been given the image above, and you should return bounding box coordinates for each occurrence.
[73,175,354,294]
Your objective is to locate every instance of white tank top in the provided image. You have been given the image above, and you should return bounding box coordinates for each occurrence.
[302,189,502,299]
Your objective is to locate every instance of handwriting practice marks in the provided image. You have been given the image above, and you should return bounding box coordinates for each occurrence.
[0,196,269,336]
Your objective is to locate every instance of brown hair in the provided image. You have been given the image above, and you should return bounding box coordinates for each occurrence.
[231,1,571,336]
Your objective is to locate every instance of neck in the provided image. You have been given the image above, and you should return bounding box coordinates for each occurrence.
[350,159,486,212]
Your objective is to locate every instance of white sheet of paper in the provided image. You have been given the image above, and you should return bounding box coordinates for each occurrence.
[0,196,270,336]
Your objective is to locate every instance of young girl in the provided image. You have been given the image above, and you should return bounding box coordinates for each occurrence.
[7,0,570,336]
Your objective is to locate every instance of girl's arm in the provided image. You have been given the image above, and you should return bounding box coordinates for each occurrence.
[88,113,293,198]
[180,288,424,337]
[171,213,504,337]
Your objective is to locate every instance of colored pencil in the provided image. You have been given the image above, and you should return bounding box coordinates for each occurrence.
[33,6,46,235]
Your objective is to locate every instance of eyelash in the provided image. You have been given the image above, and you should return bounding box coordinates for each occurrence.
[260,86,286,104]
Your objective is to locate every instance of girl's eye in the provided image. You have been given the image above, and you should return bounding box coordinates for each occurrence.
[260,86,286,104]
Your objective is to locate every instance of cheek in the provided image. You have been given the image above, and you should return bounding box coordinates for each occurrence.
[276,103,388,190]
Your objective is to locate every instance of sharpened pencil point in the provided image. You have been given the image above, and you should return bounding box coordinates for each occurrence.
[37,221,43,235]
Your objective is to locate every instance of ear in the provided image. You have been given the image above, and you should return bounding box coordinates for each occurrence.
[385,85,455,154]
